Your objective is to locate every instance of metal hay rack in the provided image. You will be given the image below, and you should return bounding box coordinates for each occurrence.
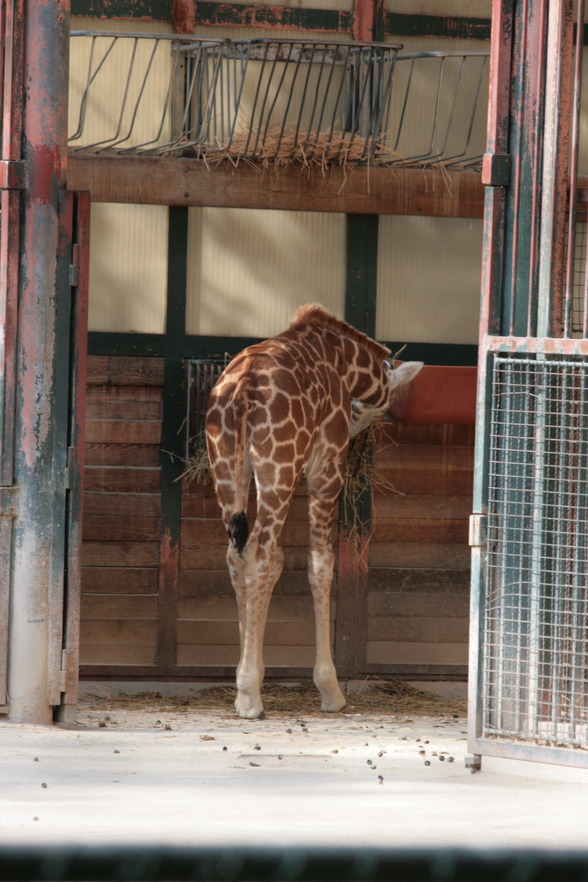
[69,32,489,169]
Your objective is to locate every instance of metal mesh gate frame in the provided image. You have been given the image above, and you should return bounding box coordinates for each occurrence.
[476,352,588,764]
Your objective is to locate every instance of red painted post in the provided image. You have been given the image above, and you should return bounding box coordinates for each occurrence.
[8,0,72,723]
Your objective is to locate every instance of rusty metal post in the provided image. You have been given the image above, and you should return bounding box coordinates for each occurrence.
[8,0,71,723]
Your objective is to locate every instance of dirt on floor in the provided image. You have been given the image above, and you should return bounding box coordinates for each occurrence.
[77,680,466,726]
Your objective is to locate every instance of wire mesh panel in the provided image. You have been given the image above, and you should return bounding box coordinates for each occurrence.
[185,358,226,464]
[483,353,588,752]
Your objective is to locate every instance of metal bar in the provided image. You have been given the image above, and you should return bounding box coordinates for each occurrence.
[468,0,513,761]
[536,0,574,338]
[564,0,583,336]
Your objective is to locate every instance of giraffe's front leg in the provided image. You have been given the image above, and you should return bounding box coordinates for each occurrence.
[307,494,346,713]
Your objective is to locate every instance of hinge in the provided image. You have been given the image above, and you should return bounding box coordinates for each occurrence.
[65,446,75,490]
[0,159,26,190]
[469,513,487,548]
[60,650,69,692]
[69,243,79,287]
[481,152,511,187]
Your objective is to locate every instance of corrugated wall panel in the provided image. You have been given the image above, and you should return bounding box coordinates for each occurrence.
[376,215,482,344]
[186,208,346,337]
[88,203,168,333]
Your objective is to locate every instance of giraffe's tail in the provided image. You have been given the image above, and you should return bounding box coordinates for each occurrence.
[228,511,249,555]
[228,391,251,555]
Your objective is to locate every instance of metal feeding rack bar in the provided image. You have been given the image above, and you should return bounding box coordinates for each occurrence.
[69,32,489,169]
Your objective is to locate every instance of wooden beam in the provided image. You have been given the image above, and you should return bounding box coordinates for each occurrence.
[69,155,484,218]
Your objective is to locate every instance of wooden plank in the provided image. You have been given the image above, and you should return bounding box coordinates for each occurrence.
[375,466,474,497]
[79,644,157,666]
[368,591,470,618]
[178,569,312,595]
[368,615,470,643]
[83,467,160,494]
[177,644,316,667]
[82,567,158,593]
[85,356,164,386]
[180,545,312,570]
[69,156,485,219]
[377,421,476,447]
[367,568,471,594]
[85,420,162,445]
[372,517,469,544]
[178,620,315,646]
[374,444,475,472]
[177,645,240,666]
[181,494,311,520]
[367,641,469,666]
[179,620,316,647]
[178,595,318,621]
[80,619,156,644]
[81,595,158,619]
[84,443,160,468]
[180,518,330,546]
[86,399,162,421]
[81,541,159,568]
[86,356,110,385]
[373,495,471,520]
[369,541,470,569]
[82,516,161,543]
[109,357,165,386]
[86,384,162,403]
[83,492,160,518]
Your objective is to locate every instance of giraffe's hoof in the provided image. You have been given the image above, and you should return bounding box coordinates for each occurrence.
[235,695,265,720]
[320,694,347,713]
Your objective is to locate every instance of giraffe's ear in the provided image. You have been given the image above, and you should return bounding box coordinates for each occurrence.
[388,361,424,389]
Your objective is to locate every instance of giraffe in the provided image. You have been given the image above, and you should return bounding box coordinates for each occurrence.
[205,304,423,719]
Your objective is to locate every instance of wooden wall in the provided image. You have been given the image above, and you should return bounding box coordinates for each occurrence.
[81,356,163,670]
[367,421,474,676]
[79,355,474,681]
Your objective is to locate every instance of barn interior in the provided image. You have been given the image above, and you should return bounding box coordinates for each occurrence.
[65,2,487,692]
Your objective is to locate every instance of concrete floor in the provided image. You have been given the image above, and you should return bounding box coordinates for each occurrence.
[2,685,588,851]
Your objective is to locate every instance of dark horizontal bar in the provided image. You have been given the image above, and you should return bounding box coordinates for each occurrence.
[3,846,588,882]
[88,333,478,366]
[70,1,491,42]
[388,13,491,41]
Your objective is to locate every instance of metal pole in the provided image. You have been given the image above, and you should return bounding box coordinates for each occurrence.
[8,0,70,723]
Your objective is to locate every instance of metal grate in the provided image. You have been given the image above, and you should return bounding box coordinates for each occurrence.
[483,354,588,749]
[185,358,226,462]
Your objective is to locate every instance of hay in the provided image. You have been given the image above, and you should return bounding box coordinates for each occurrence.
[83,680,466,719]
[184,126,403,172]
[179,434,211,485]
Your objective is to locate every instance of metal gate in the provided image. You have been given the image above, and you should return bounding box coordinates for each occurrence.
[468,0,588,768]
[0,0,89,720]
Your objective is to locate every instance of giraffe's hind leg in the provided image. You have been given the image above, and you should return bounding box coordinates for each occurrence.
[232,537,285,719]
